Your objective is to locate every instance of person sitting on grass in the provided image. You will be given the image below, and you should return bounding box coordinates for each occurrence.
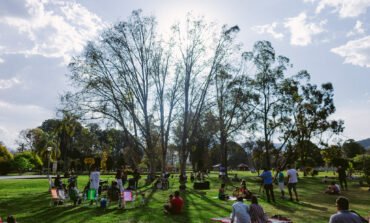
[240,179,246,187]
[54,174,63,189]
[325,182,340,195]
[240,185,253,200]
[218,183,229,200]
[231,196,251,223]
[68,182,82,206]
[233,187,241,198]
[249,196,267,223]
[6,215,16,223]
[164,191,184,214]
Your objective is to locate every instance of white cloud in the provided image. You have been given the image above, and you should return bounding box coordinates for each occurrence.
[315,0,370,18]
[0,100,53,150]
[0,77,21,89]
[251,22,284,40]
[0,58,4,63]
[331,36,370,67]
[332,105,370,141]
[346,20,365,37]
[284,12,326,46]
[0,0,105,63]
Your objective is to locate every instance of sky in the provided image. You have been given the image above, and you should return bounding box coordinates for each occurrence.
[0,0,370,150]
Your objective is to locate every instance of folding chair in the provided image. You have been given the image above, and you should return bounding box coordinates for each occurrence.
[50,188,65,206]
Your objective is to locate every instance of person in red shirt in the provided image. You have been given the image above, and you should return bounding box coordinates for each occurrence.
[164,191,184,214]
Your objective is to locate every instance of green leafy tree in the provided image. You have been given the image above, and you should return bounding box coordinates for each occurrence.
[342,139,365,158]
[227,141,249,169]
[321,145,342,168]
[14,151,43,169]
[244,41,292,169]
[56,112,79,171]
[353,154,370,183]
[0,143,14,175]
[287,79,344,174]
[12,156,34,173]
[214,67,257,175]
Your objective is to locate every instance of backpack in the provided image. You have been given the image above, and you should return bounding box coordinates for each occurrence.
[350,210,368,223]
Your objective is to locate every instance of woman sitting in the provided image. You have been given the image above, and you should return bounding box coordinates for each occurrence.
[249,196,267,223]
[240,185,253,199]
[232,187,241,197]
[68,182,82,206]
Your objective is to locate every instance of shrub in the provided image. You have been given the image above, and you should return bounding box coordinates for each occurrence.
[0,144,14,175]
[12,156,34,173]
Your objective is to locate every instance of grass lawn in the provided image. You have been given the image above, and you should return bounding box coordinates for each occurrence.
[0,171,369,223]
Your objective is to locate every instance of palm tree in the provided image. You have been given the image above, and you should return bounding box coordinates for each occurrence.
[56,112,78,171]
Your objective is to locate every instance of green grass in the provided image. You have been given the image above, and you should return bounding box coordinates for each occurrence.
[0,171,369,223]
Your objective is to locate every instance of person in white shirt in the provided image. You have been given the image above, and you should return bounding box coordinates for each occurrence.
[231,197,251,223]
[89,166,100,203]
[286,165,299,202]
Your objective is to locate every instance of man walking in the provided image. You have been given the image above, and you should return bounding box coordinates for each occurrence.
[287,165,299,202]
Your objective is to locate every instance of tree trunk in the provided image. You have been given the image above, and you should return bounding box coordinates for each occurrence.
[221,131,228,176]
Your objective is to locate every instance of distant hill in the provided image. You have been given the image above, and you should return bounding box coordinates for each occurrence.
[357,138,370,149]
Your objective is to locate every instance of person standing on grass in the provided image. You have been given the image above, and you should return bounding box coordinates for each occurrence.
[133,168,140,189]
[116,169,124,193]
[116,169,124,208]
[260,168,275,203]
[231,196,251,223]
[337,166,348,191]
[277,168,286,199]
[329,196,364,223]
[89,165,100,204]
[287,165,299,202]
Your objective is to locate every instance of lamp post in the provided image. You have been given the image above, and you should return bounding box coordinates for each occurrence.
[47,147,52,190]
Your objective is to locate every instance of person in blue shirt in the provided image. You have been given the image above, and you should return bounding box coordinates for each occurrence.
[260,168,275,202]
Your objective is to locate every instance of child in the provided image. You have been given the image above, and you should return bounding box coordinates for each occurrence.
[163,194,174,214]
[218,184,229,200]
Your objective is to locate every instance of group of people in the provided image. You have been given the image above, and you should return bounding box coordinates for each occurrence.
[231,196,267,223]
[163,191,184,215]
[0,215,16,223]
[50,166,144,208]
[218,180,253,201]
[259,165,299,203]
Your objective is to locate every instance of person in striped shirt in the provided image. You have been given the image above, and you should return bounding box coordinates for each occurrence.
[249,196,267,223]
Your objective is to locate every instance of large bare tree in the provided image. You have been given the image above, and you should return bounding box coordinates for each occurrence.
[172,16,241,175]
[62,10,174,175]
